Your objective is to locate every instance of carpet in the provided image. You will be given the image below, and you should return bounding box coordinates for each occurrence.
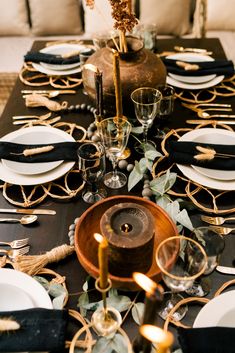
[0,72,18,116]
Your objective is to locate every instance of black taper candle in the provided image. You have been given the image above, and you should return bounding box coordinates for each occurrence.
[95,69,103,122]
[133,284,164,353]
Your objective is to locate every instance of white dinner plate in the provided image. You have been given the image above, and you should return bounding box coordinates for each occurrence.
[168,72,216,84]
[1,126,75,175]
[176,128,235,190]
[194,290,235,327]
[167,74,224,90]
[166,53,216,84]
[0,268,52,310]
[0,268,52,353]
[179,128,235,181]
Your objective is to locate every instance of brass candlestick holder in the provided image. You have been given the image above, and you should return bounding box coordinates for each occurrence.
[92,277,122,336]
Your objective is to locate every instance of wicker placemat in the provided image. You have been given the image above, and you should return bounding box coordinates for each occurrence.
[0,72,18,116]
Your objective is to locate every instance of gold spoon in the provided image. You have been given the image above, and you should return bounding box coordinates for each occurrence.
[198,111,235,119]
[0,215,38,225]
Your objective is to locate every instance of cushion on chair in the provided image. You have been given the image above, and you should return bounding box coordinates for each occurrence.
[28,0,83,35]
[0,0,30,36]
[139,0,192,36]
[207,0,235,31]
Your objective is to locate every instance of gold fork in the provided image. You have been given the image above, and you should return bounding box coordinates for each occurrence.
[0,237,29,249]
[0,245,30,259]
[201,215,235,225]
[209,226,235,236]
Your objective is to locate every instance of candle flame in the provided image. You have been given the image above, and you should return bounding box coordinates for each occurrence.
[94,232,104,243]
[140,325,174,347]
[84,63,99,73]
[133,272,157,294]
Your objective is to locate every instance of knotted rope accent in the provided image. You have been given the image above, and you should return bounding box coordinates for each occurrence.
[25,94,68,111]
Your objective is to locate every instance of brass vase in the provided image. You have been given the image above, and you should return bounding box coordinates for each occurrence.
[82,36,167,114]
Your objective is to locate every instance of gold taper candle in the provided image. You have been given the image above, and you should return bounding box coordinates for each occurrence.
[95,69,103,119]
[94,232,108,289]
[113,51,123,119]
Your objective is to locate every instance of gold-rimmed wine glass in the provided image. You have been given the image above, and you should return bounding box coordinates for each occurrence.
[99,117,131,189]
[155,236,207,321]
[131,87,162,153]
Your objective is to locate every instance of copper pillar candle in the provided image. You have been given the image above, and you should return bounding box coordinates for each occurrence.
[100,202,155,277]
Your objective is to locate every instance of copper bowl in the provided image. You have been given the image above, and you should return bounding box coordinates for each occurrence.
[74,195,178,291]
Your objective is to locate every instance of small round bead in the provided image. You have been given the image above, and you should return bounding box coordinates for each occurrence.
[143,174,149,181]
[118,160,128,169]
[144,179,150,185]
[143,183,150,189]
[81,103,86,110]
[70,238,75,246]
[143,196,150,200]
[69,224,75,231]
[142,188,153,197]
[68,105,75,111]
[75,104,80,110]
[87,105,91,111]
[75,217,80,224]
[91,134,100,142]
[90,107,96,113]
[127,163,134,172]
[68,230,75,237]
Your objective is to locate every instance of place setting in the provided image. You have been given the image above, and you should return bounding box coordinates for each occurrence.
[24,43,95,76]
[162,52,234,90]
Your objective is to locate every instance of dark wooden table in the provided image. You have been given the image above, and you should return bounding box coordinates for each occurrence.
[1,38,235,351]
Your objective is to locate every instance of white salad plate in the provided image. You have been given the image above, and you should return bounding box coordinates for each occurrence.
[167,74,224,90]
[1,126,75,175]
[168,72,216,84]
[177,128,235,190]
[194,290,235,328]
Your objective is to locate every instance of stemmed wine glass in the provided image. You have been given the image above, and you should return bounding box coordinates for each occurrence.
[99,117,131,189]
[77,142,107,204]
[155,236,207,321]
[185,227,225,297]
[131,87,162,153]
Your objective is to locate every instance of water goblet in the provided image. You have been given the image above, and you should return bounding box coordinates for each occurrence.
[155,236,207,321]
[131,87,162,153]
[185,227,225,297]
[99,117,131,189]
[77,142,107,204]
[154,84,175,139]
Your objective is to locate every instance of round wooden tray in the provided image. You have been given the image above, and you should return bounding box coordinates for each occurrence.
[74,195,178,291]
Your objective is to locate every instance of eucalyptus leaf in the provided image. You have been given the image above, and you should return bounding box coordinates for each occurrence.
[128,161,144,191]
[48,282,66,298]
[33,276,50,291]
[131,302,145,325]
[145,149,162,161]
[79,294,131,313]
[173,349,183,353]
[139,158,148,173]
[52,293,65,309]
[92,337,114,353]
[78,292,89,317]
[108,288,118,297]
[111,333,128,353]
[155,194,172,210]
[131,126,143,134]
[150,171,177,196]
[176,209,194,231]
[165,200,180,223]
[82,279,89,292]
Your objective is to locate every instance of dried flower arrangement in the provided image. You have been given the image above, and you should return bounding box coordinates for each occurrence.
[85,0,138,52]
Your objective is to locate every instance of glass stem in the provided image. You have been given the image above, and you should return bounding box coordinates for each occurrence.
[112,160,119,181]
[143,124,148,145]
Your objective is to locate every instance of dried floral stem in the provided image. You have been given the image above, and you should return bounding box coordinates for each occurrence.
[194,145,235,161]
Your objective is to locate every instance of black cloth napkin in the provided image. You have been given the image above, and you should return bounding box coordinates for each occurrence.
[168,140,235,170]
[162,58,235,76]
[178,326,235,353]
[24,49,94,65]
[0,141,79,163]
[0,308,68,352]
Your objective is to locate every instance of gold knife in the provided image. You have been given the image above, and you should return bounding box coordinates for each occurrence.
[0,208,56,215]
[21,90,76,94]
[186,119,235,125]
